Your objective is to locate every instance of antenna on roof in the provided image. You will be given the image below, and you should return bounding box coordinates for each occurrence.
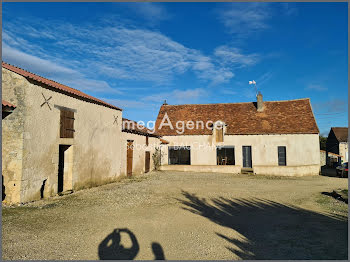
[163,100,168,105]
[249,80,257,97]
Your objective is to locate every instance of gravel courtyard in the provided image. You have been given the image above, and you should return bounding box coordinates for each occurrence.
[2,171,348,260]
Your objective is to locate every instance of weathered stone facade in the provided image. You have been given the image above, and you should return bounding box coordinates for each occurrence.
[2,67,125,204]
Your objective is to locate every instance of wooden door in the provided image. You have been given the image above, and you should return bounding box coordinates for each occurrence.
[145,151,150,173]
[242,146,252,168]
[127,141,133,177]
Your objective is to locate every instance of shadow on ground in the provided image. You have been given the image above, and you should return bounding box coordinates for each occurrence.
[178,190,348,260]
[98,228,165,260]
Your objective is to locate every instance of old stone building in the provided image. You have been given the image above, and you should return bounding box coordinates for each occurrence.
[2,62,126,204]
[155,94,320,176]
[326,127,348,164]
[121,118,162,177]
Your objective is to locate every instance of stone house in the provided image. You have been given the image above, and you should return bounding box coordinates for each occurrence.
[1,62,161,204]
[326,127,348,164]
[155,93,320,176]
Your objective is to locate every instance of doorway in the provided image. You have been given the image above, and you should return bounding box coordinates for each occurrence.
[145,151,150,173]
[58,144,72,193]
[242,146,252,168]
[127,140,134,177]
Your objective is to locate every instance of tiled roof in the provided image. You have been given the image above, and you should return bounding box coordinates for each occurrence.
[2,62,122,111]
[122,118,160,137]
[155,98,319,136]
[331,127,348,142]
[320,150,341,157]
[2,100,16,109]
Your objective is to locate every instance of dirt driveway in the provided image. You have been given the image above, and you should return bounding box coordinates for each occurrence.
[2,171,348,260]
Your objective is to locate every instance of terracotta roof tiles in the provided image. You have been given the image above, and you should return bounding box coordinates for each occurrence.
[155,99,319,136]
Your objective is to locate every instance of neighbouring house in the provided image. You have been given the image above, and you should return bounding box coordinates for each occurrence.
[121,118,162,177]
[155,93,320,176]
[2,62,126,204]
[320,150,341,167]
[326,127,348,165]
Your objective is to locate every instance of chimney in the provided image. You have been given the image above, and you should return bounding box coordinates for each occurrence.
[257,92,263,112]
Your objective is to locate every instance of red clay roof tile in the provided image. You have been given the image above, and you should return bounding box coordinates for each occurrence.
[155,99,319,135]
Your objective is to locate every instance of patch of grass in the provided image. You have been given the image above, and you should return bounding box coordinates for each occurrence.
[315,192,348,217]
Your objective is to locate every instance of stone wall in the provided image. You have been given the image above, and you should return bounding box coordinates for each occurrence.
[2,68,26,204]
[2,68,123,204]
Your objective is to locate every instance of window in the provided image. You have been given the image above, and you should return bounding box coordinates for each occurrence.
[146,136,149,146]
[168,146,191,165]
[278,146,286,166]
[60,109,75,138]
[217,146,235,165]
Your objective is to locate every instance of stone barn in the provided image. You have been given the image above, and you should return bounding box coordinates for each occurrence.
[155,93,320,176]
[2,62,123,204]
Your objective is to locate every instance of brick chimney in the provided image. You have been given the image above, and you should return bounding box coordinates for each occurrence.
[257,92,263,112]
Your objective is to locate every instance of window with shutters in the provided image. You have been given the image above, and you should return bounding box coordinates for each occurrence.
[278,146,287,166]
[60,109,75,138]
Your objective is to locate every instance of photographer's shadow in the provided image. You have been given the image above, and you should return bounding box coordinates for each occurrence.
[98,228,139,260]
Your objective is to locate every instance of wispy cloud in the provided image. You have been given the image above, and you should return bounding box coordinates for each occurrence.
[2,42,121,94]
[3,18,260,88]
[214,46,260,67]
[102,98,152,109]
[313,98,348,113]
[218,2,271,36]
[143,88,207,104]
[306,84,328,92]
[217,3,298,38]
[125,3,170,23]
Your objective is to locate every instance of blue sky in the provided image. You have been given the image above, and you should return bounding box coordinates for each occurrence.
[2,2,348,135]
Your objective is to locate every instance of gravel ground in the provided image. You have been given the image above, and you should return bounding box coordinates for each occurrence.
[2,171,348,260]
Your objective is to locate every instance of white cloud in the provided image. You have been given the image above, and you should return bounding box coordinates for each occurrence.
[2,42,120,94]
[143,88,207,103]
[126,3,170,23]
[218,2,271,36]
[102,98,151,109]
[306,84,328,92]
[3,19,255,86]
[214,46,259,67]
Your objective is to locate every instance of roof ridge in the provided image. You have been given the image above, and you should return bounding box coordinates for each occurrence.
[161,98,310,107]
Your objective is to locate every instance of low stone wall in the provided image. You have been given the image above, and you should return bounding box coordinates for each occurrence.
[160,165,241,174]
[253,164,320,176]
